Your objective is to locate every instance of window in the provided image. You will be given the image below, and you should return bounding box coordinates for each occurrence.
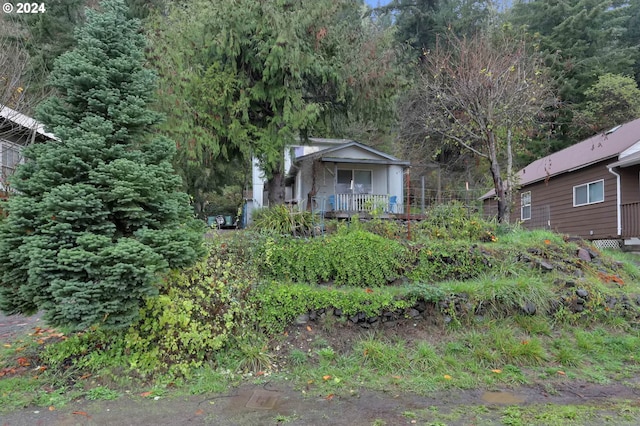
[521,191,531,220]
[1,142,21,179]
[336,169,372,194]
[573,180,604,206]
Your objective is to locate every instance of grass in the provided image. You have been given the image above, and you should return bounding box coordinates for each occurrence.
[2,221,640,424]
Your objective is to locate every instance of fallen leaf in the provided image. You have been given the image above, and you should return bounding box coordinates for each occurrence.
[521,340,529,345]
[256,371,265,376]
[557,371,566,376]
[194,409,204,416]
[365,288,374,293]
[48,406,55,411]
[392,375,402,379]
[325,393,334,400]
[491,369,502,374]
[307,380,314,385]
[72,411,90,417]
[3,344,11,348]
[306,325,312,332]
[544,239,551,245]
[80,373,92,380]
[443,375,452,380]
[322,375,331,381]
[140,391,153,397]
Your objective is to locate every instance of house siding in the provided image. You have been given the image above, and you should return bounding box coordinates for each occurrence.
[514,161,618,239]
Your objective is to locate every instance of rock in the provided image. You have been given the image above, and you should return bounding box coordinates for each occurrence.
[577,248,591,262]
[522,302,537,315]
[308,310,317,321]
[537,260,554,271]
[349,314,359,323]
[576,288,589,298]
[414,300,427,312]
[574,269,584,278]
[408,308,420,318]
[367,316,379,324]
[573,304,584,313]
[334,309,342,317]
[586,248,599,259]
[564,280,576,288]
[295,313,309,325]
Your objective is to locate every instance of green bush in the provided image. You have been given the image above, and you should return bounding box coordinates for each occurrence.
[251,204,317,236]
[407,240,491,282]
[261,228,408,286]
[123,243,257,375]
[255,281,415,334]
[417,202,497,241]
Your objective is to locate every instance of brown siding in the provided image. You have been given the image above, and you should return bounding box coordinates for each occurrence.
[514,161,618,239]
[620,165,640,204]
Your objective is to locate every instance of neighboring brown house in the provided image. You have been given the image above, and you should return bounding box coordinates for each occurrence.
[482,118,640,248]
[0,106,56,196]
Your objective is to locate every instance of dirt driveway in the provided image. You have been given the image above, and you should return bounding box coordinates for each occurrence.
[2,313,640,425]
[2,379,640,425]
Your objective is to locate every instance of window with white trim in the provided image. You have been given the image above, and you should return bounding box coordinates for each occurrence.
[573,179,604,206]
[521,191,531,220]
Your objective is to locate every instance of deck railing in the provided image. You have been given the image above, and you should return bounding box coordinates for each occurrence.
[332,193,395,213]
[621,201,640,238]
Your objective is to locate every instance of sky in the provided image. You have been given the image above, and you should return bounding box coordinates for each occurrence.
[365,0,391,7]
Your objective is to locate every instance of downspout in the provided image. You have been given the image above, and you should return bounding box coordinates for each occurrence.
[607,166,622,236]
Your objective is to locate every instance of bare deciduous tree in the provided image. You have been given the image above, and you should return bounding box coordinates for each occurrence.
[406,30,557,222]
[0,17,45,190]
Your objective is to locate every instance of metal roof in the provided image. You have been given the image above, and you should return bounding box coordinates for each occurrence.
[481,118,640,199]
[0,105,56,140]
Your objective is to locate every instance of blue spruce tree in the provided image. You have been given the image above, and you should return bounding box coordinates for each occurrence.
[0,0,204,330]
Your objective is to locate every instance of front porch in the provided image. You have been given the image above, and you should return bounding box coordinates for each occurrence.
[311,193,403,215]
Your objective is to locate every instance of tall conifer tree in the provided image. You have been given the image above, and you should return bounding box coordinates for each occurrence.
[0,0,204,330]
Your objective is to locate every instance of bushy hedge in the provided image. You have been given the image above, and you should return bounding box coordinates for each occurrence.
[261,228,408,286]
[255,281,415,334]
[407,240,492,282]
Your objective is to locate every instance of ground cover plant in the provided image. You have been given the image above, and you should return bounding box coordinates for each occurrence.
[1,204,640,422]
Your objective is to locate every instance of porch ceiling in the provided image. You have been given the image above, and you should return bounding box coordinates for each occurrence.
[320,156,410,166]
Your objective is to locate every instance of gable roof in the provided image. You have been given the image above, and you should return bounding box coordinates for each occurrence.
[0,105,56,141]
[481,118,640,200]
[294,140,410,166]
[519,118,640,187]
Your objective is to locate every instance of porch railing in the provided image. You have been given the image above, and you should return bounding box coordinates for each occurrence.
[332,193,394,213]
[621,201,640,238]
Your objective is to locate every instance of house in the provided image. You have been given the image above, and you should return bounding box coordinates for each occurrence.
[0,106,56,195]
[481,118,640,248]
[248,138,409,222]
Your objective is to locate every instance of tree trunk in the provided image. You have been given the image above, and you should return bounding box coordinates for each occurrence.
[488,132,507,222]
[504,129,513,224]
[266,169,286,206]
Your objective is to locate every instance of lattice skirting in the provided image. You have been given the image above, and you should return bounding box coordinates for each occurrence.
[591,239,621,250]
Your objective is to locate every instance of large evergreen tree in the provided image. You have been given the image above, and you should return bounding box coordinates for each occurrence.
[147,0,400,207]
[0,0,204,330]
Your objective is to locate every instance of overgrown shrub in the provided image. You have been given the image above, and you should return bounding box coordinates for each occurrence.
[407,240,491,282]
[417,202,497,241]
[261,228,408,286]
[122,243,258,376]
[255,281,415,334]
[251,204,317,236]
